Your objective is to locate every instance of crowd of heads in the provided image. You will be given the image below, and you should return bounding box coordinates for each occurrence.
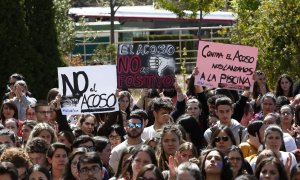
[1,71,300,180]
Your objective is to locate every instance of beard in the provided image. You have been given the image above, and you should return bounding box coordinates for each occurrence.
[127,129,142,138]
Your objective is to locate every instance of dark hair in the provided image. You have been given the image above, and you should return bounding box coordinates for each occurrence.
[0,100,18,123]
[0,129,16,144]
[261,92,276,106]
[93,136,110,152]
[295,105,300,126]
[275,74,293,97]
[247,121,264,143]
[107,124,126,142]
[47,88,59,103]
[72,135,94,150]
[79,114,96,125]
[255,157,288,180]
[115,147,135,178]
[10,73,24,81]
[130,109,148,121]
[118,91,132,115]
[34,100,49,111]
[152,97,173,112]
[136,164,164,180]
[276,96,290,111]
[157,125,182,171]
[207,94,225,106]
[58,131,75,146]
[263,125,286,152]
[291,163,300,180]
[0,162,18,180]
[227,146,252,176]
[293,79,300,97]
[77,152,103,170]
[177,161,201,180]
[47,142,70,159]
[200,148,233,180]
[25,137,49,154]
[121,145,157,179]
[22,120,37,130]
[177,114,205,150]
[209,126,237,148]
[28,164,51,180]
[215,96,232,109]
[63,147,87,180]
[0,147,31,169]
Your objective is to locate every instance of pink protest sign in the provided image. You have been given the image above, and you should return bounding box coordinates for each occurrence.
[195,41,258,91]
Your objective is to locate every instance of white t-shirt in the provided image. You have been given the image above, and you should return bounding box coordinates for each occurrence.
[141,125,160,140]
[283,132,297,152]
[109,139,144,173]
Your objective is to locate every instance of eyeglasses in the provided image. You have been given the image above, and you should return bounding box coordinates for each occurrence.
[128,122,142,129]
[228,157,242,162]
[215,136,229,142]
[36,111,52,115]
[82,146,95,152]
[80,165,101,174]
[8,82,15,86]
[109,135,121,141]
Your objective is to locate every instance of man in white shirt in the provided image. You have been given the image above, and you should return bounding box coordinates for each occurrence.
[109,112,145,173]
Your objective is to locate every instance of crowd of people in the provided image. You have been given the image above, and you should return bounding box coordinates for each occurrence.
[1,69,300,180]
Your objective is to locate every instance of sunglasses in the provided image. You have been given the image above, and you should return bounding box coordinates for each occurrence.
[215,136,229,142]
[128,122,142,129]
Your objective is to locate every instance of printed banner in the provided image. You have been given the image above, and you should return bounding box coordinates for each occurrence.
[195,41,258,91]
[58,65,119,115]
[117,43,176,89]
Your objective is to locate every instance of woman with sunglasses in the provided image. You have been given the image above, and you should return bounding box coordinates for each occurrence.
[208,126,236,155]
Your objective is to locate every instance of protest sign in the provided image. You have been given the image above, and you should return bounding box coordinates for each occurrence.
[58,65,119,115]
[117,43,176,89]
[195,41,258,91]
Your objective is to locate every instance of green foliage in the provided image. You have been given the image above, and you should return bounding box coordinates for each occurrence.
[92,44,117,64]
[156,0,227,18]
[0,0,42,99]
[53,0,75,55]
[24,0,66,99]
[230,0,300,87]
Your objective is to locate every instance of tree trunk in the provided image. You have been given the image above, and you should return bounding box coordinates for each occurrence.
[110,0,115,44]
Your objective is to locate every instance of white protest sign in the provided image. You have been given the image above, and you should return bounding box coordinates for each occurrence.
[195,41,258,91]
[58,65,119,115]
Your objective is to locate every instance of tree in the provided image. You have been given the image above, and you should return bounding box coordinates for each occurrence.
[230,0,300,86]
[0,0,43,100]
[24,0,66,99]
[96,0,153,64]
[53,0,75,55]
[156,0,227,39]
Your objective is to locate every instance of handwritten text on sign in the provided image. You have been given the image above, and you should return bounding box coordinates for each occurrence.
[58,65,119,115]
[195,41,258,91]
[117,43,176,89]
